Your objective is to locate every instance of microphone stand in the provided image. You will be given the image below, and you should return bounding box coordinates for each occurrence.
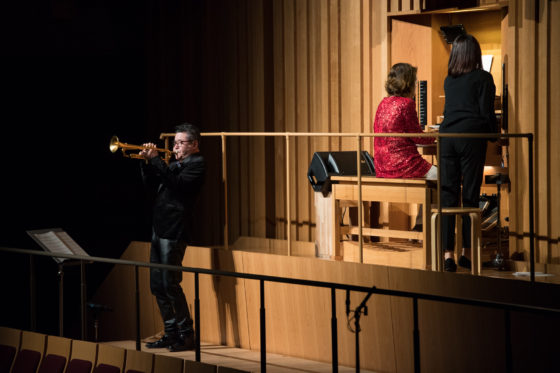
[87,302,113,342]
[485,173,510,269]
[347,286,375,373]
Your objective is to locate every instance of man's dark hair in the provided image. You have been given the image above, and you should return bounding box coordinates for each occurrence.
[448,34,482,77]
[175,122,201,143]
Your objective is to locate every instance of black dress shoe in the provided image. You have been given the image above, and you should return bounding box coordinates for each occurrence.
[145,334,177,349]
[444,258,457,272]
[168,331,195,352]
[458,255,471,269]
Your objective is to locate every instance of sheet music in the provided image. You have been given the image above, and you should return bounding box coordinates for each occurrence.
[482,55,493,72]
[55,231,89,257]
[28,229,89,263]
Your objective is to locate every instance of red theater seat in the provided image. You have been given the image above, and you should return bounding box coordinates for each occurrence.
[11,349,42,373]
[37,354,67,373]
[65,359,93,373]
[0,345,16,373]
[93,364,120,373]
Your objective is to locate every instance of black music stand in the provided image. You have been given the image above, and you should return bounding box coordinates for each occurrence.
[27,228,90,338]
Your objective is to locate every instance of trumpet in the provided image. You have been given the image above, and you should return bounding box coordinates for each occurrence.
[109,136,172,162]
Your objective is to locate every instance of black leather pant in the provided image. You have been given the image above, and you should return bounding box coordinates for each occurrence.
[440,137,487,251]
[150,231,193,335]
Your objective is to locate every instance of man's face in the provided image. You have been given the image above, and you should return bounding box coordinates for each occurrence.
[173,132,197,161]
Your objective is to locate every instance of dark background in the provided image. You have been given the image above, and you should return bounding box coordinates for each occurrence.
[0,0,211,339]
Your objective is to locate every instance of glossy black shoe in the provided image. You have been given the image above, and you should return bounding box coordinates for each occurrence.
[145,334,177,349]
[444,258,457,272]
[458,255,471,269]
[168,332,195,352]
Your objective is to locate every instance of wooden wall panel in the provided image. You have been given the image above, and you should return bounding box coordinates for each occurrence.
[194,0,558,266]
[550,0,560,262]
[94,243,158,340]
[508,0,559,263]
[212,0,383,247]
[506,0,520,254]
[430,14,450,126]
[328,0,341,150]
[283,0,297,242]
[340,0,362,147]
[371,0,389,125]
[511,0,534,257]
[390,16,433,122]
[272,0,286,240]
[247,0,266,239]
[183,247,251,348]
[536,0,549,263]
[361,0,371,148]
[295,0,311,241]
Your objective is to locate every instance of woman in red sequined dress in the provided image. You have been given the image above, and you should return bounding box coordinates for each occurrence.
[373,63,436,179]
[373,63,436,232]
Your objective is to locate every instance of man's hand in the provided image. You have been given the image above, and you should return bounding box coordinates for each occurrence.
[140,143,159,160]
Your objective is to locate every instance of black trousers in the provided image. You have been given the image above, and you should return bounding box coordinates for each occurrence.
[440,137,487,251]
[150,231,193,334]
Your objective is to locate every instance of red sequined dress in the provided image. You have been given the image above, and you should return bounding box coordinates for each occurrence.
[373,96,435,178]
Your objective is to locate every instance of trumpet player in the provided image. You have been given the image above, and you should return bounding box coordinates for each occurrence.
[139,123,205,352]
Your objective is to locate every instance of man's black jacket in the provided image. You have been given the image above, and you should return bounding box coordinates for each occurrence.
[141,153,205,241]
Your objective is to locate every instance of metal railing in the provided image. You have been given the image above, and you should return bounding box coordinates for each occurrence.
[0,241,554,373]
[161,131,535,281]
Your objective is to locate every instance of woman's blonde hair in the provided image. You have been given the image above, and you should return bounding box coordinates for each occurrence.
[385,63,417,97]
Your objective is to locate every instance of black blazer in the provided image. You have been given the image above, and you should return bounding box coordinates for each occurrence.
[141,153,205,241]
[440,69,497,136]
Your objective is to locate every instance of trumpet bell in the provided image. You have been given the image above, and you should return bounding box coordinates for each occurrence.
[109,136,120,153]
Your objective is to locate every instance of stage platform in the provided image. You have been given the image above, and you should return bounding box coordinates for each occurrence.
[105,340,375,373]
[233,236,560,285]
[93,240,560,372]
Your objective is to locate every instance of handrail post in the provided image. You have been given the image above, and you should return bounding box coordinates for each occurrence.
[528,134,535,283]
[357,136,363,263]
[222,134,229,250]
[58,263,64,337]
[195,272,201,362]
[285,135,291,256]
[331,288,338,372]
[29,255,36,332]
[80,260,86,340]
[135,265,141,351]
[355,311,361,373]
[260,280,267,372]
[413,297,420,373]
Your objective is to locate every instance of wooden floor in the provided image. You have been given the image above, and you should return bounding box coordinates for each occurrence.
[444,257,560,284]
[105,340,375,373]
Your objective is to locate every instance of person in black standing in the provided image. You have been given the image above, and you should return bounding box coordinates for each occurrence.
[140,123,205,351]
[439,34,497,272]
